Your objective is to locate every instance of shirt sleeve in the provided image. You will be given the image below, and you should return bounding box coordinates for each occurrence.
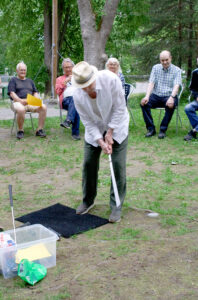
[8,77,16,96]
[31,80,38,93]
[149,66,156,83]
[55,76,65,97]
[119,73,125,88]
[107,76,127,130]
[73,93,103,143]
[173,68,182,86]
[189,71,198,99]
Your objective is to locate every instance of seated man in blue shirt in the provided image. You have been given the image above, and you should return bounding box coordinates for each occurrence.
[140,50,182,139]
[184,58,198,141]
[8,61,47,139]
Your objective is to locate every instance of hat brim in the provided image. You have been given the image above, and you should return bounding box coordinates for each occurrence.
[71,66,98,88]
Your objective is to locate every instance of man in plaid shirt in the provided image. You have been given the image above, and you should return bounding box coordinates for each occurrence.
[141,50,182,139]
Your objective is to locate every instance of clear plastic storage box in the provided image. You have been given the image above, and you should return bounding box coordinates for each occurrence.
[0,224,59,279]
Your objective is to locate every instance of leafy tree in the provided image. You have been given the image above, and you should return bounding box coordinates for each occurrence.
[0,0,151,93]
[133,0,198,77]
[0,0,82,93]
[106,0,149,74]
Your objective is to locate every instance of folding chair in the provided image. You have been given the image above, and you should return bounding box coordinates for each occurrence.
[188,92,193,103]
[156,85,183,134]
[58,95,67,126]
[124,83,136,125]
[10,101,35,135]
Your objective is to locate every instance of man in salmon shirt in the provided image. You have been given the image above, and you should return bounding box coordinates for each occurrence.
[55,58,80,140]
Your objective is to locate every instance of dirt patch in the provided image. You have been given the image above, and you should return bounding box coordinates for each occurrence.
[0,128,198,300]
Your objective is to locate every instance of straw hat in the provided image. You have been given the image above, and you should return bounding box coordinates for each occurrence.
[71,61,98,88]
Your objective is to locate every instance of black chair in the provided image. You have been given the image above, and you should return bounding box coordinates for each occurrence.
[124,83,136,125]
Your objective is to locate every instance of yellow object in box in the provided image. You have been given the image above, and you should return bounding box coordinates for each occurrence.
[15,243,51,263]
[27,94,42,107]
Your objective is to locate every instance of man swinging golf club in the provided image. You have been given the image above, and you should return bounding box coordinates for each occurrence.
[72,61,129,223]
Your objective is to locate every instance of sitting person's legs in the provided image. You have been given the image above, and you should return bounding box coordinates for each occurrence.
[11,102,25,131]
[26,104,47,138]
[159,96,177,134]
[140,93,162,136]
[184,101,198,140]
[61,96,80,139]
[71,111,80,140]
[11,102,26,139]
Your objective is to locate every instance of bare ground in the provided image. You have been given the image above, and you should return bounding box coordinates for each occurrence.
[0,127,198,300]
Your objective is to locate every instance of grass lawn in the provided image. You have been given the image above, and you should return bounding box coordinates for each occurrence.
[0,97,198,300]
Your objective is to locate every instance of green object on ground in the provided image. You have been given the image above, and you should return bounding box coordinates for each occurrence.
[17,259,47,285]
[2,87,8,99]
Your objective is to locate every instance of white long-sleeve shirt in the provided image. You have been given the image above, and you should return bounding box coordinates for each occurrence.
[73,70,129,147]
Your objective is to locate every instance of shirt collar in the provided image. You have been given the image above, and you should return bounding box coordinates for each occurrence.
[162,64,172,72]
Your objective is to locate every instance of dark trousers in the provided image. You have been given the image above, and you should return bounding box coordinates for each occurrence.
[62,96,80,135]
[82,137,128,211]
[140,93,178,132]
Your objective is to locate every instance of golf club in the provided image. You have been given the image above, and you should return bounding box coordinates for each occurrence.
[8,184,17,244]
[108,154,121,207]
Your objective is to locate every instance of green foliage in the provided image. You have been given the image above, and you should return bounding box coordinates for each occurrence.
[0,0,46,90]
[57,0,83,72]
[106,0,149,74]
[133,0,198,75]
[0,0,150,86]
[0,0,82,91]
[90,0,106,30]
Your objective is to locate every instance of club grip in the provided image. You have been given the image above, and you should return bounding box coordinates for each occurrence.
[8,184,13,207]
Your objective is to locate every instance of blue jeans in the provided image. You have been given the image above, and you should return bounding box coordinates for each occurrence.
[185,100,198,131]
[140,93,178,132]
[62,96,80,135]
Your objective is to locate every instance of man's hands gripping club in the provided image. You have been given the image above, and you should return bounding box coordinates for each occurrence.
[98,128,114,154]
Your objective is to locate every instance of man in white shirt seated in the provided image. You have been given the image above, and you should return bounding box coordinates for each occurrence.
[72,61,129,223]
[55,58,80,141]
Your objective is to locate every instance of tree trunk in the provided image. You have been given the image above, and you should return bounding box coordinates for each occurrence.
[44,1,52,94]
[187,0,193,79]
[57,1,71,70]
[77,0,120,69]
[178,0,182,68]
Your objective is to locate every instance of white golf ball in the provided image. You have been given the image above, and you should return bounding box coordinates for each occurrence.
[147,212,159,218]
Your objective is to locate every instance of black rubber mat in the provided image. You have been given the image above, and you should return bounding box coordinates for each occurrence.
[16,203,109,238]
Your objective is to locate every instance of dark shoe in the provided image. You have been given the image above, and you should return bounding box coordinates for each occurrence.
[109,209,121,223]
[17,130,24,139]
[158,132,166,139]
[76,202,95,215]
[36,129,46,138]
[145,129,156,138]
[72,135,81,141]
[184,130,197,141]
[60,120,71,129]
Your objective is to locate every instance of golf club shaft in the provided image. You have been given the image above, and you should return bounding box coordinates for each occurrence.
[11,207,17,244]
[8,185,17,244]
[108,154,121,207]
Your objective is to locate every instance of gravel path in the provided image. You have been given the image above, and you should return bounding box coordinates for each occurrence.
[0,102,60,120]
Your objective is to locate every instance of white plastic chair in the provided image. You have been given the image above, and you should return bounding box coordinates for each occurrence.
[10,101,35,135]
